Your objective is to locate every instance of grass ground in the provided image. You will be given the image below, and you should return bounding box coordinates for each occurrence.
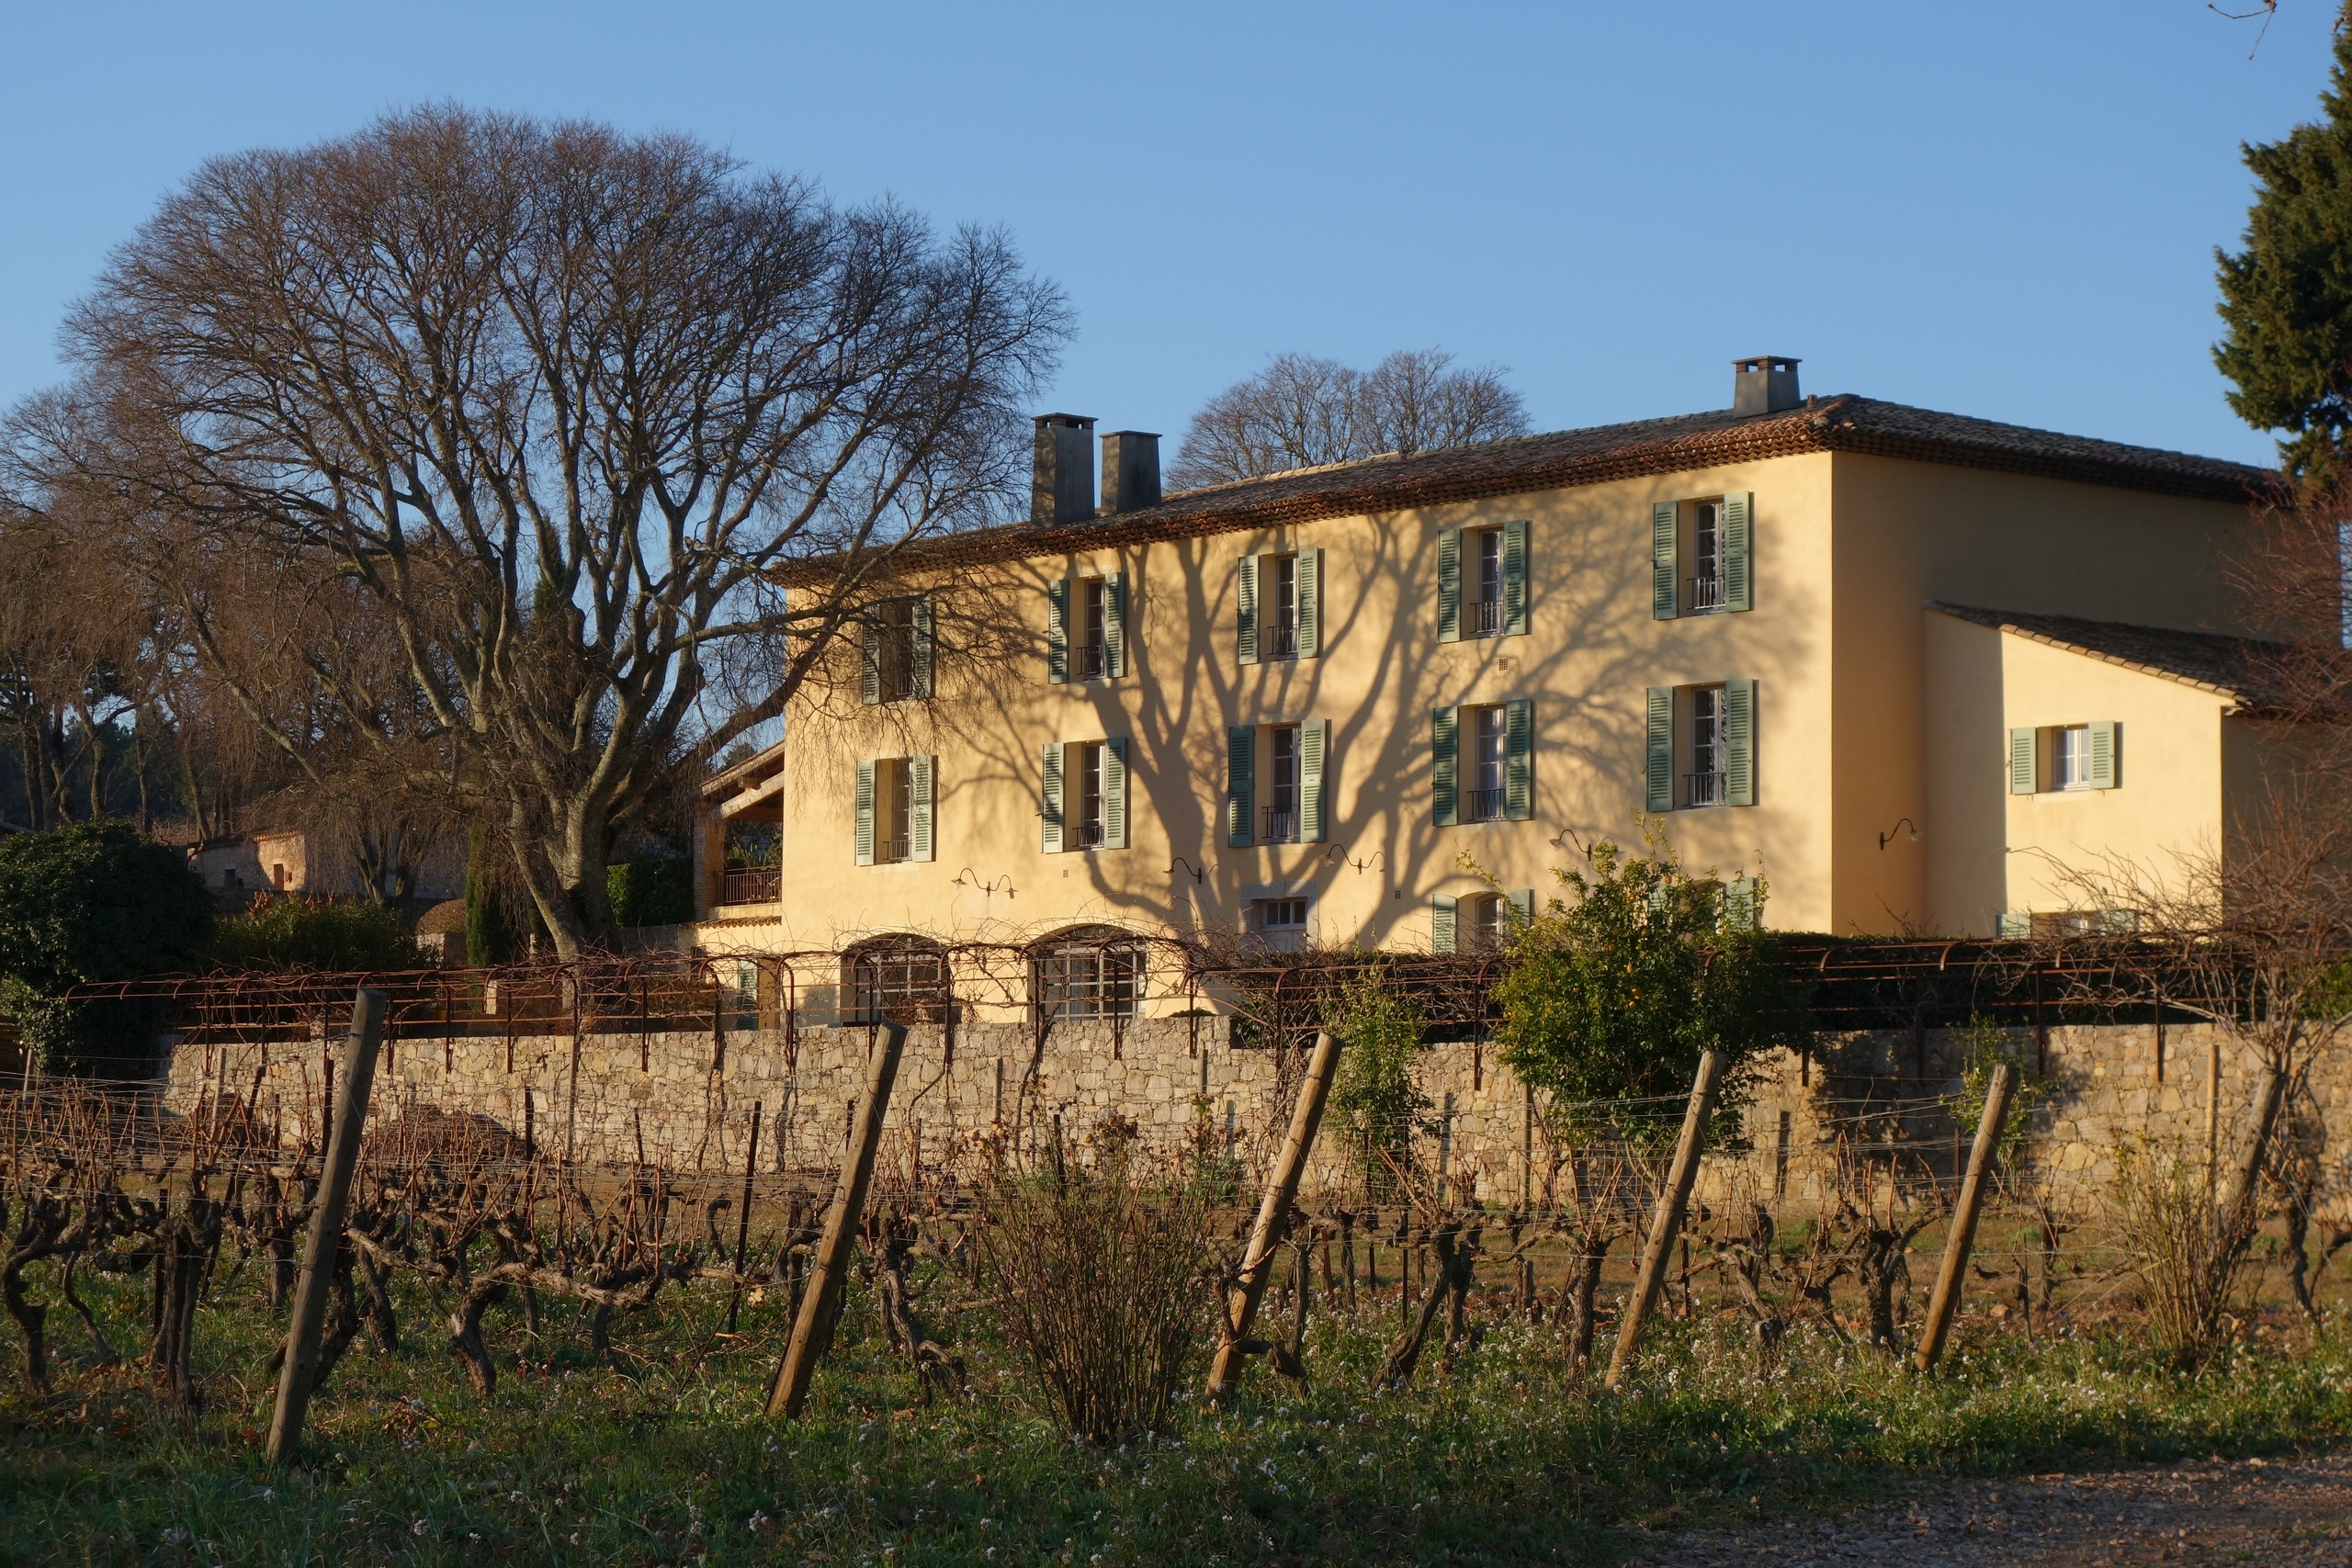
[6,1258,2351,1568]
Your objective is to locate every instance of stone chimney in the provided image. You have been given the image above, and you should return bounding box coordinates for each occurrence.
[1098,430,1161,515]
[1032,413,1096,525]
[1732,355,1801,417]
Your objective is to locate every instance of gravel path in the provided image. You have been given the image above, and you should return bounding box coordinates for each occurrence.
[1628,1453,2352,1565]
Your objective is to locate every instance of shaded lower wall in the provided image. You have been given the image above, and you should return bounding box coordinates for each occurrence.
[162,1019,2346,1212]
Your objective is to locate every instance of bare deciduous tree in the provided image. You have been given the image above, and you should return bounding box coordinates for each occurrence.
[10,107,1070,953]
[1166,347,1529,490]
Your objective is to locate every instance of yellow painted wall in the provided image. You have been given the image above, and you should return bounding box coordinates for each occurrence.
[1923,610,2233,933]
[699,449,2258,966]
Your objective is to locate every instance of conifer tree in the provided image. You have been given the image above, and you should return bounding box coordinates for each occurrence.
[2216,8,2352,487]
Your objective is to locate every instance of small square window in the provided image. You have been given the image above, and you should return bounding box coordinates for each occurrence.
[2049,725,2093,791]
[1252,897,1308,932]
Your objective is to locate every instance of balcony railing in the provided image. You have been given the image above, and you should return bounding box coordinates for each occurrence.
[1686,573,1725,614]
[720,867,781,905]
[1464,785,1507,822]
[876,837,912,864]
[1685,770,1727,807]
[1071,818,1104,850]
[1266,618,1298,660]
[1074,641,1106,680]
[1469,597,1503,636]
[1262,805,1299,842]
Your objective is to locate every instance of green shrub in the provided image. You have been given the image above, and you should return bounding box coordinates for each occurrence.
[210,897,425,973]
[0,821,212,1076]
[1494,829,1812,1139]
[1322,965,1430,1188]
[607,854,694,928]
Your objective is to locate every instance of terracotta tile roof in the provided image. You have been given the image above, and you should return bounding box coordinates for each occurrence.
[791,394,2279,582]
[1927,603,2335,715]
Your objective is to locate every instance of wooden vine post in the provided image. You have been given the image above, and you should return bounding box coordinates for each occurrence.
[1913,1062,2015,1374]
[1206,1028,1344,1406]
[266,987,388,1467]
[1603,1049,1723,1393]
[767,1022,908,1417]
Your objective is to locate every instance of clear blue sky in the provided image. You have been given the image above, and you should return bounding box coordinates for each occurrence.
[1,2,2340,468]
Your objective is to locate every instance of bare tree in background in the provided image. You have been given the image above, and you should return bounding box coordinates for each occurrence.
[1167,347,1529,490]
[9,106,1069,954]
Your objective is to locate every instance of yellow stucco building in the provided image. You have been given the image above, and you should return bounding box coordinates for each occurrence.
[691,356,2290,1006]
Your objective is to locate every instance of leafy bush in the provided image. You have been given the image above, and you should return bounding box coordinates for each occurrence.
[1322,965,1430,1191]
[210,897,425,973]
[976,1152,1213,1443]
[0,821,212,1076]
[1951,1013,2039,1157]
[2109,1138,2261,1370]
[607,854,694,928]
[1494,830,1812,1138]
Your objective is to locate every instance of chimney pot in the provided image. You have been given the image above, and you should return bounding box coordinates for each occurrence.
[1032,413,1096,525]
[1732,355,1802,417]
[1099,430,1161,515]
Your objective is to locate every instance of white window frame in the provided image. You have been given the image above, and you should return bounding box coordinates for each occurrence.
[1685,684,1727,808]
[1472,527,1504,637]
[2049,725,2094,792]
[1467,705,1507,822]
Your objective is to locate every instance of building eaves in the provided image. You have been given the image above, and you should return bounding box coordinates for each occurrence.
[1927,603,2332,716]
[787,395,2280,583]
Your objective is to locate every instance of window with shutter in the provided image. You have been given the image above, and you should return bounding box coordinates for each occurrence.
[1040,741,1065,854]
[1430,893,1457,955]
[1295,547,1321,659]
[1299,717,1328,842]
[860,616,881,705]
[1645,688,1673,812]
[2009,728,2037,795]
[911,597,934,698]
[2087,720,2118,789]
[1431,705,1459,828]
[1046,580,1069,685]
[1651,502,1679,620]
[1436,529,1462,643]
[1724,874,1758,931]
[908,755,934,863]
[1723,678,1756,807]
[1721,491,1753,613]
[1997,912,2030,939]
[1506,888,1534,931]
[1503,520,1529,636]
[1226,726,1254,847]
[1102,736,1128,849]
[1102,572,1125,679]
[1505,697,1533,820]
[854,759,876,865]
[1236,556,1259,665]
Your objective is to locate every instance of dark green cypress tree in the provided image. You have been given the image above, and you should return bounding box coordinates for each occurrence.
[2216,6,2352,488]
[463,825,520,967]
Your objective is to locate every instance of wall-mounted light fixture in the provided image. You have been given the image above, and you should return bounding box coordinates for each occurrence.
[1877,818,1919,852]
[1167,855,1205,886]
[953,868,1016,898]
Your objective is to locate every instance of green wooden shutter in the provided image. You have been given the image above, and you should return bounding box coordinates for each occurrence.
[1724,874,1758,932]
[1431,894,1458,955]
[1431,705,1459,828]
[1103,571,1125,679]
[1651,502,1679,620]
[911,596,934,698]
[1102,737,1128,850]
[1645,687,1673,812]
[1502,519,1530,636]
[1724,678,1757,807]
[859,615,880,705]
[1226,726,1254,847]
[908,754,934,863]
[2008,728,2037,795]
[1436,528,1462,643]
[1236,555,1259,665]
[1040,741,1064,853]
[854,759,876,865]
[1046,579,1069,685]
[1505,888,1533,933]
[2088,720,2118,789]
[1299,717,1328,842]
[1722,491,1753,613]
[1996,912,2030,939]
[1296,547,1321,659]
[1504,697,1533,820]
